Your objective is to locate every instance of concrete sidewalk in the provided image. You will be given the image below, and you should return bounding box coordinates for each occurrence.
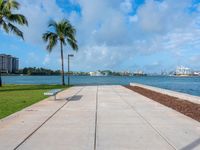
[0,85,200,150]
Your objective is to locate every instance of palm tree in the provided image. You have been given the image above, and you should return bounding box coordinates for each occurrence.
[43,19,78,85]
[0,0,28,86]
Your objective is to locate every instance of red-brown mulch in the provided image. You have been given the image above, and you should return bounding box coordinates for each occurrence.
[125,86,200,122]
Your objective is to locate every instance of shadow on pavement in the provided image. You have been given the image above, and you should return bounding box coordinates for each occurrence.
[180,137,200,150]
[67,95,83,101]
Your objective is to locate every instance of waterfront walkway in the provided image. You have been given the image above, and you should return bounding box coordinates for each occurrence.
[0,85,200,150]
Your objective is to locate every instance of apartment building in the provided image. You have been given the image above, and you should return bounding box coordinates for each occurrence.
[0,54,19,73]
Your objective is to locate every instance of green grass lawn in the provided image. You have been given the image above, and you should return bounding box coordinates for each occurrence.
[0,85,69,119]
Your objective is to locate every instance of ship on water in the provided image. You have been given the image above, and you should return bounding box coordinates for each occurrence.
[175,66,192,77]
[89,71,104,76]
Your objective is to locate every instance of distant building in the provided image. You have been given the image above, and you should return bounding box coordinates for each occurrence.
[121,71,131,76]
[133,70,146,76]
[0,54,19,73]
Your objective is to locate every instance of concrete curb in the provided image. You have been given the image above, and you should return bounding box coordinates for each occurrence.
[130,83,200,105]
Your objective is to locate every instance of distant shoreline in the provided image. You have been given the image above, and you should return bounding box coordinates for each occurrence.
[1,74,200,77]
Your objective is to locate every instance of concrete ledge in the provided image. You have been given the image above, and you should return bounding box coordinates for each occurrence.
[130,83,200,105]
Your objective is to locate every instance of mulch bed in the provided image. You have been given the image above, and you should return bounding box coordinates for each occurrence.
[125,86,200,122]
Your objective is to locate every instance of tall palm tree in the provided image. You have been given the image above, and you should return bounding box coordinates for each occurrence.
[43,19,78,85]
[0,0,28,87]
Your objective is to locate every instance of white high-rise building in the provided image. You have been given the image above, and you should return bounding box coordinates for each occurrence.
[0,54,19,73]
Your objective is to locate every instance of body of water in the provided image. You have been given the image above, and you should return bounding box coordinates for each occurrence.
[2,75,200,96]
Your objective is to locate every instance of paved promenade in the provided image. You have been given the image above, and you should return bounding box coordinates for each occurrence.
[0,85,200,150]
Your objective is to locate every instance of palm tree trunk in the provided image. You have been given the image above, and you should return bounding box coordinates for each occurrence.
[60,41,65,85]
[0,72,2,87]
[0,55,2,87]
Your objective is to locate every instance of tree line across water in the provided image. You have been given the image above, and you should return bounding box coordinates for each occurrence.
[18,67,61,75]
[6,68,135,76]
[15,67,89,76]
[12,68,121,76]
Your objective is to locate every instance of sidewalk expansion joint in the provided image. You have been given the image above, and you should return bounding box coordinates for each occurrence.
[113,86,177,150]
[13,87,85,150]
[94,85,99,150]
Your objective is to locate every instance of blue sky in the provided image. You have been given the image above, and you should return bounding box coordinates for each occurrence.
[0,0,200,73]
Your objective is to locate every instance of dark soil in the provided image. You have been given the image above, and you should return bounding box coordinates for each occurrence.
[125,86,200,122]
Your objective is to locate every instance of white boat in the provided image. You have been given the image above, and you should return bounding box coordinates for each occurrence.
[175,66,192,76]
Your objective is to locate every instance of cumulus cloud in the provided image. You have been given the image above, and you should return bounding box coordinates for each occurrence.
[25,52,40,66]
[120,0,133,13]
[143,61,163,72]
[43,54,50,65]
[18,0,65,45]
[14,0,200,72]
[189,55,200,67]
[129,15,138,23]
[137,0,192,33]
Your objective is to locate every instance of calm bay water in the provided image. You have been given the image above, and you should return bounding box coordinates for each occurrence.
[2,75,200,96]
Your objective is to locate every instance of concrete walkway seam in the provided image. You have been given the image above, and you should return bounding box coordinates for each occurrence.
[94,86,99,150]
[114,87,177,150]
[13,87,85,150]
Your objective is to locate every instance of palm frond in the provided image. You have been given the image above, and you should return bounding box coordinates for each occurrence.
[67,38,78,51]
[42,32,58,52]
[2,20,9,33]
[8,22,23,39]
[0,0,3,7]
[48,20,58,29]
[61,19,78,51]
[42,32,51,42]
[4,0,19,10]
[7,14,28,26]
[47,35,58,52]
[65,31,75,42]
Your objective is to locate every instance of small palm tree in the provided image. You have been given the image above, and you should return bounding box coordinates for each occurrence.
[43,19,78,85]
[0,0,28,87]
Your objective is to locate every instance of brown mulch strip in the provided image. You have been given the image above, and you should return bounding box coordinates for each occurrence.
[125,86,200,122]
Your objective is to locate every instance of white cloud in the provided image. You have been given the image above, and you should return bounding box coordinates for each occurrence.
[25,52,40,66]
[137,0,191,33]
[143,61,163,72]
[189,55,200,67]
[120,0,133,13]
[129,15,138,23]
[71,44,135,71]
[18,0,65,45]
[43,54,50,65]
[14,0,200,72]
